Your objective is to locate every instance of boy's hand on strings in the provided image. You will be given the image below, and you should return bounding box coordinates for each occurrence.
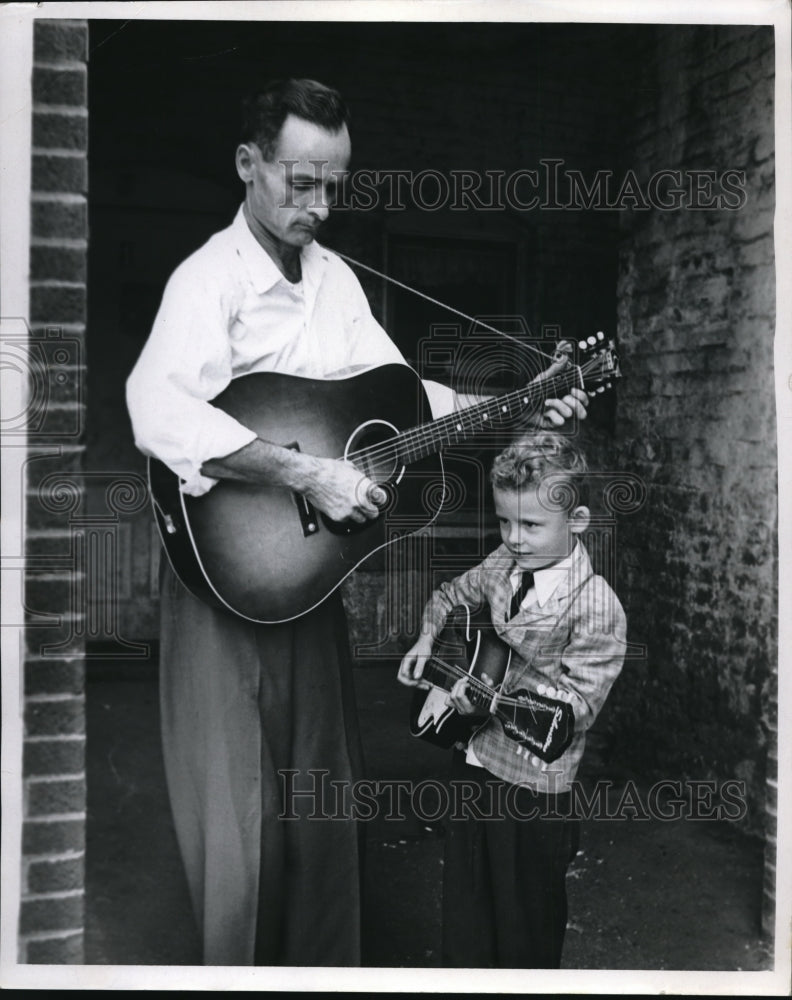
[397,636,435,689]
[449,676,492,718]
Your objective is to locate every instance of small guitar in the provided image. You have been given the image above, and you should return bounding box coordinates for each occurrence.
[149,334,620,623]
[410,604,575,764]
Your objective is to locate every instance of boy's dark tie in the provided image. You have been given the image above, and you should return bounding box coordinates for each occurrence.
[507,570,534,620]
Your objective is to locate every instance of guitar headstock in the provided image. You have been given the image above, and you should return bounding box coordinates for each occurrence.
[576,331,622,397]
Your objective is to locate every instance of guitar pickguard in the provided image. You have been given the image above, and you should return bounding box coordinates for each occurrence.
[415,686,453,729]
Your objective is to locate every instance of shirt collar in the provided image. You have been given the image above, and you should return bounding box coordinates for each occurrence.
[300,239,329,325]
[232,203,328,297]
[510,541,586,608]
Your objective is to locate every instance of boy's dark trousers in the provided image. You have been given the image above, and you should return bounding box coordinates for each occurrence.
[442,751,580,969]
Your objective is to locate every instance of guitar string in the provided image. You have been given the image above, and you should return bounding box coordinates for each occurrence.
[344,348,605,469]
[344,360,590,469]
[346,374,572,467]
[334,248,560,365]
[345,362,582,467]
[427,653,546,723]
[426,655,543,743]
[429,654,544,715]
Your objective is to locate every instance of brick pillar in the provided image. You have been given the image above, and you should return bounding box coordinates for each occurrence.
[20,18,88,964]
[761,659,778,939]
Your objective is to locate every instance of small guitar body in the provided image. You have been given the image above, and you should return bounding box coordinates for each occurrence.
[409,604,510,750]
[409,604,576,764]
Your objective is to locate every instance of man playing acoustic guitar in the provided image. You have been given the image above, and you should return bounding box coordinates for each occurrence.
[126,78,588,967]
[398,431,627,968]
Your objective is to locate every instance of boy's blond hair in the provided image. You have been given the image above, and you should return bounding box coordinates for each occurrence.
[490,431,589,508]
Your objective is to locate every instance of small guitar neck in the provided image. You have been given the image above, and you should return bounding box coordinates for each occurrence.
[426,651,569,721]
[424,654,500,711]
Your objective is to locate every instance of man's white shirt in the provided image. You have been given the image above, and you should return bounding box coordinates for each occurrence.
[126,204,454,495]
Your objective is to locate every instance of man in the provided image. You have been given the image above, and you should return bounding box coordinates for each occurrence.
[126,78,588,967]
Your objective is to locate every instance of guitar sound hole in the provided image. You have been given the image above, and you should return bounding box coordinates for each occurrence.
[322,419,403,536]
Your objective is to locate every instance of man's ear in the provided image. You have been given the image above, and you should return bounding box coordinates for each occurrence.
[569,505,591,535]
[235,143,256,184]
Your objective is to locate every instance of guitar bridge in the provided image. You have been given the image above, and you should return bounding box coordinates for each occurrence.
[285,442,320,538]
[294,491,319,537]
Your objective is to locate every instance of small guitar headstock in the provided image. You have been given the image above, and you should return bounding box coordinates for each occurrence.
[576,331,622,396]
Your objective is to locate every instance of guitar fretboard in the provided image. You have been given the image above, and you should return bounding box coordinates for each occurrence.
[348,365,582,468]
[426,653,556,717]
[423,654,497,712]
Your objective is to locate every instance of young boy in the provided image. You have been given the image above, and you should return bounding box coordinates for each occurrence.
[398,431,627,969]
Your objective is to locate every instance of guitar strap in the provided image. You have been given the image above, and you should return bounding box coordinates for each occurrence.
[334,248,559,364]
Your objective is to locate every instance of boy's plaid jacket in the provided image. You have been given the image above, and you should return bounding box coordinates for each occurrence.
[420,540,627,793]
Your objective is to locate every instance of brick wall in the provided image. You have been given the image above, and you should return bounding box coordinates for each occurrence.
[21,18,88,964]
[598,24,776,924]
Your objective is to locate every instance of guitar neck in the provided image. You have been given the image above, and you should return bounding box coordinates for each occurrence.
[351,365,582,467]
[419,613,575,763]
[423,655,501,712]
[425,653,564,718]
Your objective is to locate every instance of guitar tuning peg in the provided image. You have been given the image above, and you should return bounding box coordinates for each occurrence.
[597,330,605,340]
[588,390,596,397]
[514,745,523,757]
[587,335,597,346]
[578,340,587,350]
[597,386,605,393]
[531,755,541,767]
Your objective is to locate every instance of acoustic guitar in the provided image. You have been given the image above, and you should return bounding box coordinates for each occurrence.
[409,603,575,764]
[148,334,619,623]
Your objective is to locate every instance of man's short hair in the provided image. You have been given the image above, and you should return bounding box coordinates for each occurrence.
[240,78,350,160]
[490,431,589,508]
